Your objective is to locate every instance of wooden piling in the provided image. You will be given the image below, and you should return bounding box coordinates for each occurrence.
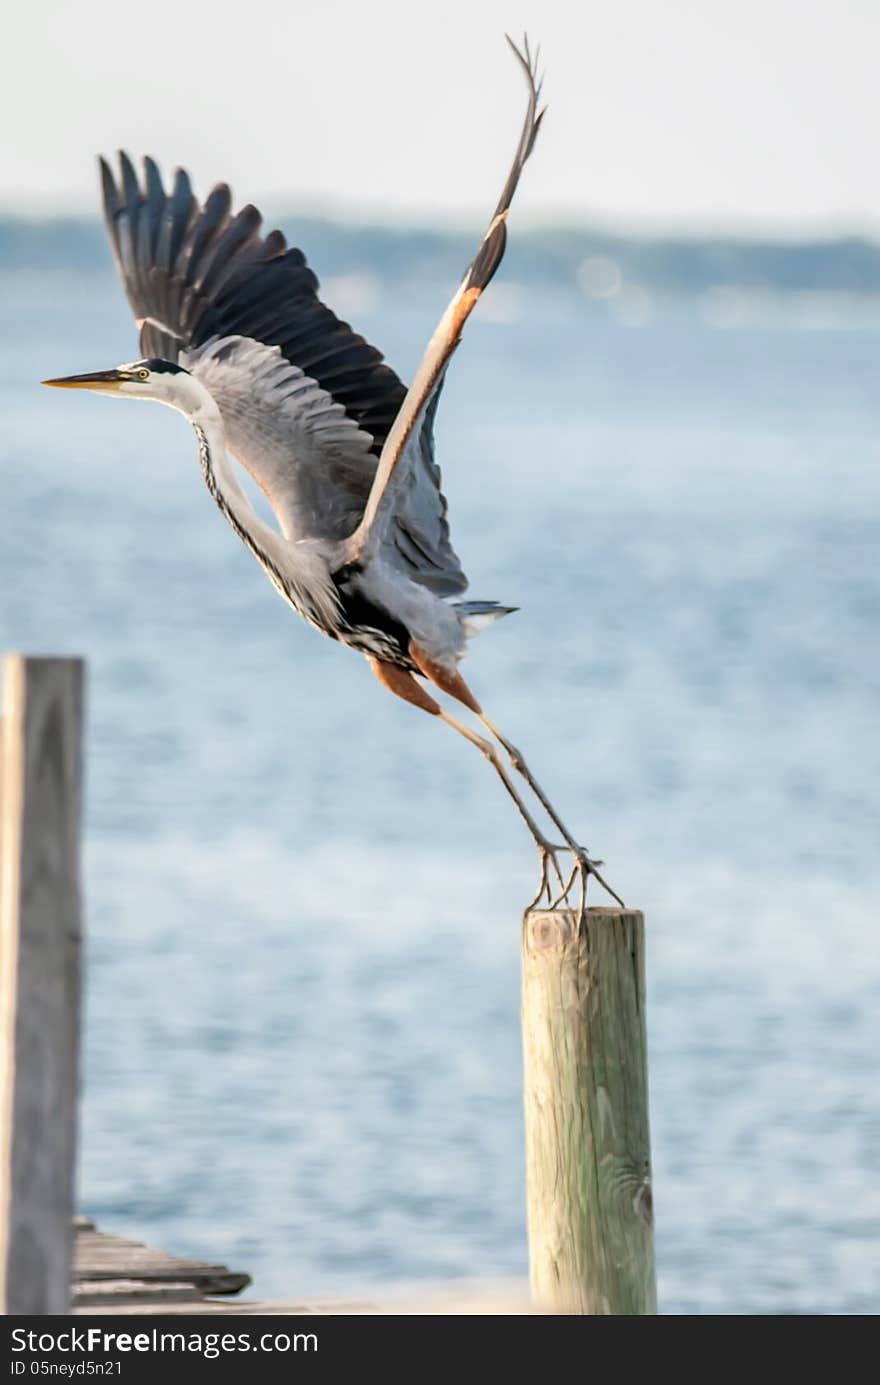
[0,655,84,1315]
[521,906,656,1314]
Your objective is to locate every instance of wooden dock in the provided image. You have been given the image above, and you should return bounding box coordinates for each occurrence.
[72,1216,252,1310]
[71,1216,371,1314]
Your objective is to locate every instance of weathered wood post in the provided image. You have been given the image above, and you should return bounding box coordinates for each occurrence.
[0,655,84,1314]
[521,906,656,1314]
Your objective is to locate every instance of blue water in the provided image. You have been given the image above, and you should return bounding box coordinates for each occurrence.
[1,265,878,1314]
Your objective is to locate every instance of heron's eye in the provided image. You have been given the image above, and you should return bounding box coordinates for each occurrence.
[137,368,149,380]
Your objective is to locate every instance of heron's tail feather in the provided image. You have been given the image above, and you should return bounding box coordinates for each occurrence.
[454,601,519,639]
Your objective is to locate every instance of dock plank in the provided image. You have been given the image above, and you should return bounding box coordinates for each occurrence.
[74,1280,204,1307]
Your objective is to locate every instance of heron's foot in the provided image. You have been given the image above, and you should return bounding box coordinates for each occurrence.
[548,846,625,913]
[526,839,569,912]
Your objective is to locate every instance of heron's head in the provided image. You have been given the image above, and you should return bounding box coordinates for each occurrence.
[42,358,197,409]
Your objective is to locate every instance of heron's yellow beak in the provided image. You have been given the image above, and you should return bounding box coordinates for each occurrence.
[42,369,127,391]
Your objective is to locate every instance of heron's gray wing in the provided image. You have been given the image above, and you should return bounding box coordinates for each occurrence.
[346,37,545,571]
[100,153,468,584]
[183,335,378,541]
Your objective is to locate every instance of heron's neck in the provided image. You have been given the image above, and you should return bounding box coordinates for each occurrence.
[190,406,281,562]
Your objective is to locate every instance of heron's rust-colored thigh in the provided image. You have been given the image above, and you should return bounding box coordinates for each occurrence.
[409,643,483,715]
[368,656,442,716]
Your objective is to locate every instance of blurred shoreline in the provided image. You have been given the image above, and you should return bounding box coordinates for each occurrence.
[3,214,880,297]
[7,215,880,341]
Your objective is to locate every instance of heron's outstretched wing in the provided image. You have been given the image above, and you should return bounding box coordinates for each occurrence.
[346,37,545,571]
[183,335,377,542]
[99,153,468,589]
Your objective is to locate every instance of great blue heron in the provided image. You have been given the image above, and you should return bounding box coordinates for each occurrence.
[44,38,621,911]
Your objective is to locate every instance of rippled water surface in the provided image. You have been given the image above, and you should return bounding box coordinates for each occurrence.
[1,266,878,1313]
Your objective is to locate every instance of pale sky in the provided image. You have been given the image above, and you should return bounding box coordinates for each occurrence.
[3,0,880,235]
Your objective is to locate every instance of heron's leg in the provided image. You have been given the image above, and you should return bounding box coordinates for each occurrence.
[478,713,625,909]
[436,711,569,906]
[405,645,623,910]
[367,657,566,904]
